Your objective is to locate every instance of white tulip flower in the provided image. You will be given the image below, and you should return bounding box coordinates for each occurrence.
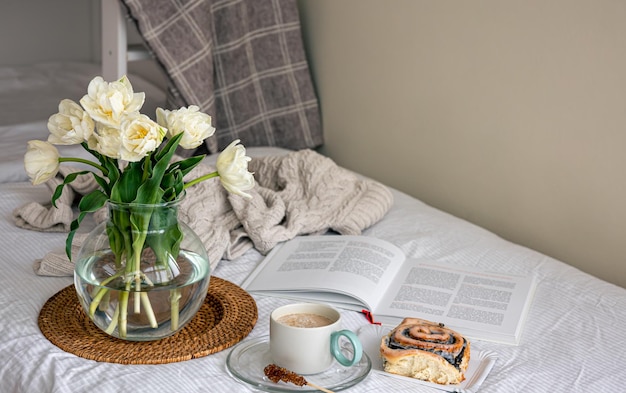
[156,105,216,150]
[119,113,166,162]
[80,76,145,128]
[24,140,60,185]
[216,139,255,198]
[87,123,123,159]
[47,99,94,145]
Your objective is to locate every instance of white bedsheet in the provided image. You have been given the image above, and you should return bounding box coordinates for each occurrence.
[0,147,625,392]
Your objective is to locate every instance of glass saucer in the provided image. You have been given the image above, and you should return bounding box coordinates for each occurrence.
[226,336,372,392]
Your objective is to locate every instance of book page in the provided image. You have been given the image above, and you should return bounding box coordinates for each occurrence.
[242,235,406,311]
[375,261,535,344]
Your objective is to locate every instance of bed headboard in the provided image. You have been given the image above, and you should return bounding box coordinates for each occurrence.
[101,0,151,81]
[101,0,126,81]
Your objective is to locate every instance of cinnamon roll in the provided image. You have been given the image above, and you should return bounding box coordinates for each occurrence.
[380,317,470,384]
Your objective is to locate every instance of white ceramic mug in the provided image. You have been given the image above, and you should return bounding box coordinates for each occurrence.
[269,303,363,375]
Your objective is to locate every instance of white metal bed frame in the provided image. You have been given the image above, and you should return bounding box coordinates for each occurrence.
[101,0,150,81]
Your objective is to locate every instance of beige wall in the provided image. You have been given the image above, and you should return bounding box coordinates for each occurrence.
[297,0,626,288]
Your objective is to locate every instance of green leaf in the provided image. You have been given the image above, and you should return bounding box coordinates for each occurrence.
[111,160,143,203]
[79,189,109,212]
[107,201,134,265]
[135,134,182,205]
[154,133,183,163]
[145,205,183,267]
[101,157,120,190]
[161,170,185,202]
[120,136,184,265]
[51,170,92,208]
[91,173,110,195]
[167,155,204,178]
[105,218,126,265]
[159,154,203,202]
[65,189,108,260]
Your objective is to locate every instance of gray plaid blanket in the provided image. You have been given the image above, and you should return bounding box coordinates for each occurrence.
[120,0,323,153]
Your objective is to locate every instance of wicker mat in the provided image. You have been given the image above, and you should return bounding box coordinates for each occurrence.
[38,276,258,365]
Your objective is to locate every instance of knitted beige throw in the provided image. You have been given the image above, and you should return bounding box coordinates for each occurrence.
[13,150,393,277]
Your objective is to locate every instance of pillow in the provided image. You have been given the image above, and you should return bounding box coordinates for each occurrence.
[0,61,168,183]
[0,62,166,127]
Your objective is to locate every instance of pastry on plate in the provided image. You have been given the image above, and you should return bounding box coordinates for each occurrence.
[380,317,470,384]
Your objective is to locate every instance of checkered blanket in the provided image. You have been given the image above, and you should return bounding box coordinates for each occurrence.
[120,0,323,154]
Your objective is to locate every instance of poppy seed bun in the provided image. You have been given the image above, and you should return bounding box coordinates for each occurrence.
[380,318,470,384]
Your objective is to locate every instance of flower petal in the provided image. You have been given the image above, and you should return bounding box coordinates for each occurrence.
[216,139,255,198]
[24,140,60,185]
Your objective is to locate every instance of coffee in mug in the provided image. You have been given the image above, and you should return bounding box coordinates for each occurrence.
[276,312,333,328]
[269,303,363,375]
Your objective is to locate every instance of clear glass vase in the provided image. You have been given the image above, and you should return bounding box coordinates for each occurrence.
[74,198,210,341]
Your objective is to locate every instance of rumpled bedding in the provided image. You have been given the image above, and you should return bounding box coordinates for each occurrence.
[13,149,393,275]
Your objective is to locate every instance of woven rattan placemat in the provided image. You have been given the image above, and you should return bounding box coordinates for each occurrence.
[38,276,258,365]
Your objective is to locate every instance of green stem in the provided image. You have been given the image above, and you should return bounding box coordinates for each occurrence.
[104,303,120,335]
[170,289,181,331]
[99,291,109,312]
[134,276,141,314]
[183,171,219,189]
[119,286,130,338]
[114,233,133,338]
[130,223,148,315]
[88,270,125,317]
[59,157,108,175]
[141,292,158,328]
[126,212,158,328]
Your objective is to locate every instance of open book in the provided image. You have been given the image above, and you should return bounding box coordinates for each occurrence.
[242,235,536,345]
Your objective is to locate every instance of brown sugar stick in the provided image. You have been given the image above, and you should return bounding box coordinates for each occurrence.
[263,364,335,393]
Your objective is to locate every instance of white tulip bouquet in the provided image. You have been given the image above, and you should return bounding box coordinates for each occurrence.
[24,75,255,338]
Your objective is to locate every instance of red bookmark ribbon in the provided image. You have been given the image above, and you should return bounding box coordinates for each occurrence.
[361,309,382,325]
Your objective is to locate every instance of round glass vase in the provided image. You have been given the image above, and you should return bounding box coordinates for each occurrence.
[74,198,210,341]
